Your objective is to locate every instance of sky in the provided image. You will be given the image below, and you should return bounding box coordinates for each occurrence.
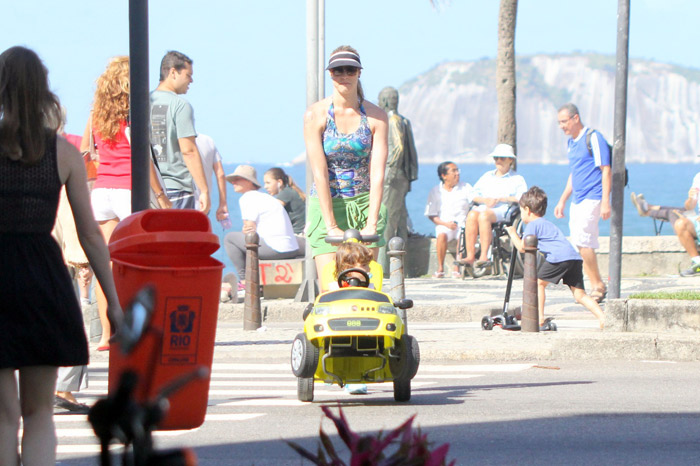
[3,0,699,164]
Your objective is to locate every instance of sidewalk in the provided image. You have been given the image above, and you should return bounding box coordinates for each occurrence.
[89,274,700,364]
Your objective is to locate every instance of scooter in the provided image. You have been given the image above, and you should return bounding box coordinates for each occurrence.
[88,286,204,466]
[481,246,521,331]
[481,246,557,332]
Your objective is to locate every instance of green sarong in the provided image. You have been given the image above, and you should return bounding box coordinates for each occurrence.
[307,192,387,257]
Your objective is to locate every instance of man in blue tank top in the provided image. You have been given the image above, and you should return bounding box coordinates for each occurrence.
[553,103,611,303]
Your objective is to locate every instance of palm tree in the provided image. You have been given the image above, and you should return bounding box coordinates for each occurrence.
[496,0,518,163]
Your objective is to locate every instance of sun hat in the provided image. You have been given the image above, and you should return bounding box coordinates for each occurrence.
[326,50,362,70]
[225,165,260,188]
[488,143,516,158]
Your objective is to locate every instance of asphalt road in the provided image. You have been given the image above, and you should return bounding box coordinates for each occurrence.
[56,358,700,465]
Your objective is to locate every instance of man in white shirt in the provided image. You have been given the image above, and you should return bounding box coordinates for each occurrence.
[195,134,228,224]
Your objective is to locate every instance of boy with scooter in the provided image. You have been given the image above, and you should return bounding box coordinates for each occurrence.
[505,186,605,329]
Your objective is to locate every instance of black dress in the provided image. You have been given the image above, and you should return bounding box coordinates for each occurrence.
[0,135,89,368]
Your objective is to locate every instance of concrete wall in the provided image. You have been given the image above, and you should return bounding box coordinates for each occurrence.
[606,299,700,333]
[404,234,688,278]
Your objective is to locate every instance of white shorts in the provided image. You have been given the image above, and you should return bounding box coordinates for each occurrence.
[569,199,601,249]
[435,224,460,242]
[472,203,510,223]
[91,188,132,222]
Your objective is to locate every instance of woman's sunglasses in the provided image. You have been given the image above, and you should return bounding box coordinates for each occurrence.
[331,66,359,77]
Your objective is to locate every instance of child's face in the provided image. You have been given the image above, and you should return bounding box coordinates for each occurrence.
[347,263,370,279]
[519,205,533,223]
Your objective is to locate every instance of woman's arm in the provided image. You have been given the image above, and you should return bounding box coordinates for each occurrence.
[57,137,123,328]
[363,103,389,235]
[304,100,342,235]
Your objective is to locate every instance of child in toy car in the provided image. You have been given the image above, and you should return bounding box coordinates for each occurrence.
[291,231,419,402]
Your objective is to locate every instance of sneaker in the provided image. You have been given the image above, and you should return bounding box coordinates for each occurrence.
[630,192,649,216]
[345,383,368,395]
[680,263,700,277]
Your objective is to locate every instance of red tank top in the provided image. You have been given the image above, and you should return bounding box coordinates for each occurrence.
[93,121,131,189]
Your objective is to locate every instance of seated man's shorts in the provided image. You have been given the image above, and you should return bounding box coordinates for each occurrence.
[91,188,132,222]
[472,203,510,223]
[569,199,601,249]
[435,223,460,242]
[539,259,585,290]
[693,218,700,240]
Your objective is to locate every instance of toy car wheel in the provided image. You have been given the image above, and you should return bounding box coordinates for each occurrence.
[390,335,420,381]
[291,333,319,378]
[481,316,494,331]
[297,377,314,402]
[393,378,411,402]
[550,322,558,331]
[506,314,518,326]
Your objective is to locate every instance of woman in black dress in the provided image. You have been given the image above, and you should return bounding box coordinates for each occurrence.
[0,46,122,465]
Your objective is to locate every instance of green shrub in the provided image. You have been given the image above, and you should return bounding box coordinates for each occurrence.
[287,405,455,465]
[628,291,700,300]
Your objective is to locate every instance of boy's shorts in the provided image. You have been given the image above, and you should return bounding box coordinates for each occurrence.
[569,199,601,249]
[539,259,585,290]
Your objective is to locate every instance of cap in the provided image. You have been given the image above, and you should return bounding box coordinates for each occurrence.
[488,144,516,158]
[225,165,260,188]
[326,50,362,70]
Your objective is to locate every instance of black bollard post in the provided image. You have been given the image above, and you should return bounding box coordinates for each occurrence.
[387,237,407,327]
[521,235,539,332]
[244,232,262,330]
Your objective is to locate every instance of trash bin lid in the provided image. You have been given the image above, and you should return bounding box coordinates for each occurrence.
[109,210,220,257]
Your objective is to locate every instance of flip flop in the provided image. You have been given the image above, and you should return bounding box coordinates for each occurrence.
[475,260,492,268]
[590,288,607,303]
[54,395,90,413]
[97,344,110,351]
[432,271,445,278]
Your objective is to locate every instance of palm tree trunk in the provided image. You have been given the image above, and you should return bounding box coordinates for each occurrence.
[496,0,518,162]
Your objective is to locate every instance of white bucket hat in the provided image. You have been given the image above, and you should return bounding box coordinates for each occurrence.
[225,165,260,188]
[488,144,516,158]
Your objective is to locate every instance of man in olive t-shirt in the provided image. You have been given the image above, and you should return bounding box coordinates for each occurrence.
[150,50,210,213]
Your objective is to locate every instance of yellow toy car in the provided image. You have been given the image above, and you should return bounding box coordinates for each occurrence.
[290,232,419,402]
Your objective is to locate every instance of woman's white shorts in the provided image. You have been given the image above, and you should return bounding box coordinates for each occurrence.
[91,188,132,222]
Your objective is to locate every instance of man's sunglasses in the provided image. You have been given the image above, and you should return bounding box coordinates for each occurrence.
[331,66,359,76]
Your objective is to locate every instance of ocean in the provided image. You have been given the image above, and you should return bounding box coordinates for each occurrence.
[210,162,699,273]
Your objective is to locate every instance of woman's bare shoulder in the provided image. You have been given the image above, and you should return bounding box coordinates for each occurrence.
[304,97,332,123]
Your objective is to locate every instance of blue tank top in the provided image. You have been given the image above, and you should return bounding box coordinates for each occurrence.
[312,102,372,199]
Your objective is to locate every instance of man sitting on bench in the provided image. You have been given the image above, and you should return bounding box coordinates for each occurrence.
[631,170,700,276]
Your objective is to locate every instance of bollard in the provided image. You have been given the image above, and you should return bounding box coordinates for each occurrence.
[521,234,539,332]
[244,232,262,330]
[387,237,407,328]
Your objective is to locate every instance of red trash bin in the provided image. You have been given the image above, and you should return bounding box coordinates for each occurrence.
[107,210,223,430]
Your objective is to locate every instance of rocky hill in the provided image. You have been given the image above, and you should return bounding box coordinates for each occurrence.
[398,53,700,164]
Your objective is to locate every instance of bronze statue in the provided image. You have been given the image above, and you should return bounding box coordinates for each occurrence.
[377,87,418,272]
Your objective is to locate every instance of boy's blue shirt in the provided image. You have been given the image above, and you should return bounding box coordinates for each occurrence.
[523,217,581,264]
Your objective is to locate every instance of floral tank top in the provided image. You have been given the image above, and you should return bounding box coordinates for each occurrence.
[312,102,372,198]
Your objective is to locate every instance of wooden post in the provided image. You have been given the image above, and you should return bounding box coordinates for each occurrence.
[244,232,261,330]
[387,237,407,328]
[521,234,539,332]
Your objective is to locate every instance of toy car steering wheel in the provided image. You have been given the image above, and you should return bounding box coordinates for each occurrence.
[337,268,371,288]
